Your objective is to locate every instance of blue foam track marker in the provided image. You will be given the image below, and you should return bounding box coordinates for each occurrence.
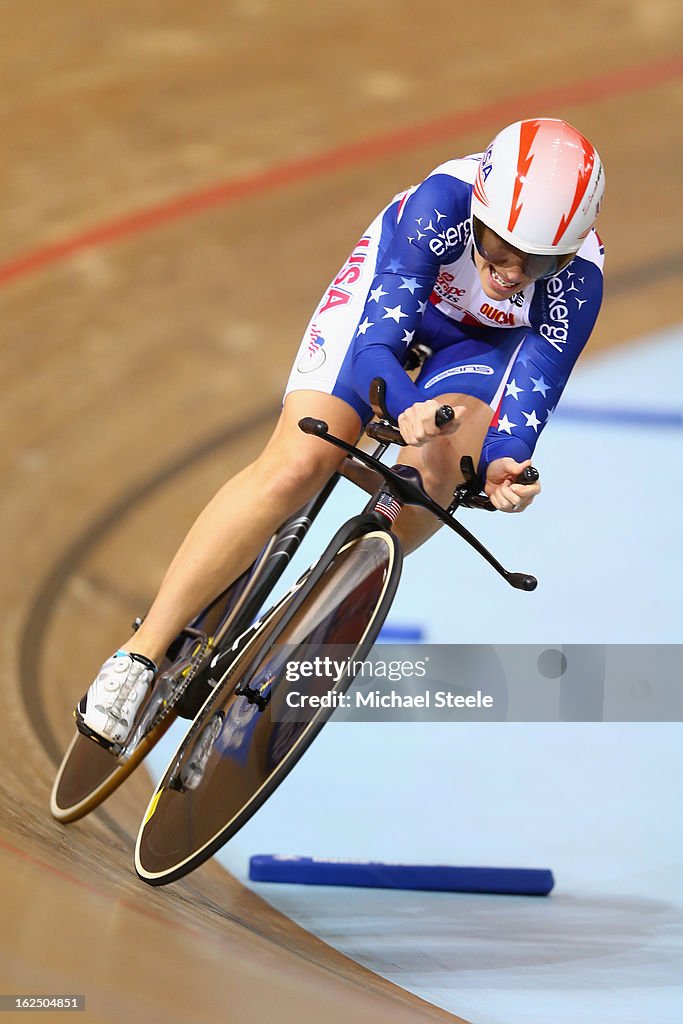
[249,856,554,896]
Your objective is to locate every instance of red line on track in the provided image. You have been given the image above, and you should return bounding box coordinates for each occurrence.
[1,54,681,288]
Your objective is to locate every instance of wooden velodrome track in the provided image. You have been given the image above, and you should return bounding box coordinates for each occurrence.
[2,2,681,1020]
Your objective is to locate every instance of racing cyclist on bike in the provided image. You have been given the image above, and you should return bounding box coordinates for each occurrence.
[76,117,605,748]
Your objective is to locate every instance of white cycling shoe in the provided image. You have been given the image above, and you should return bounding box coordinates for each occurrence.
[76,650,157,747]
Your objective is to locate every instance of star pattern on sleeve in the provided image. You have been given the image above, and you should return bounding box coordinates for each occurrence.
[409,207,450,245]
[495,360,560,444]
[354,257,432,352]
[530,375,550,398]
[559,268,590,308]
[497,413,517,435]
[505,379,524,400]
[382,304,409,323]
[522,409,542,433]
[353,189,448,390]
[399,276,421,294]
[486,255,603,467]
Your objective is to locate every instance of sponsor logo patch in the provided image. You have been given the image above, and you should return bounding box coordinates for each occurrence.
[480,302,515,326]
[319,236,371,314]
[540,275,571,351]
[428,219,471,258]
[432,270,466,307]
[423,364,494,389]
[297,324,326,373]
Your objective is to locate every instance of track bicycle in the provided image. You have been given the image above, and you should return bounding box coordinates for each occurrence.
[50,354,434,823]
[134,379,538,886]
[49,470,364,822]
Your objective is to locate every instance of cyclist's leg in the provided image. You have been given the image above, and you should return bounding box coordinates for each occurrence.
[77,200,399,746]
[393,392,493,553]
[392,326,526,553]
[120,391,361,665]
[122,213,397,668]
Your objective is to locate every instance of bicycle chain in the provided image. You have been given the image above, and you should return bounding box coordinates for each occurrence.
[144,633,213,730]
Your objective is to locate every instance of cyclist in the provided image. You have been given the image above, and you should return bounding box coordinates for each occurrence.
[77,117,605,747]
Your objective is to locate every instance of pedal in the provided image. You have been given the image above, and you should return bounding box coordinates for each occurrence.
[73,711,123,758]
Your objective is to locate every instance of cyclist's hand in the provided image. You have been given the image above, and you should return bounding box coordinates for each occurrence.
[398,400,465,447]
[485,457,541,513]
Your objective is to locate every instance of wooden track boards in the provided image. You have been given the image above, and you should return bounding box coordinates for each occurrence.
[2,2,682,1020]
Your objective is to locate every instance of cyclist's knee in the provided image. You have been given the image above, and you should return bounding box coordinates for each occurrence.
[402,448,476,510]
[418,462,456,506]
[252,438,339,507]
[253,391,359,504]
[407,439,466,504]
[273,454,335,503]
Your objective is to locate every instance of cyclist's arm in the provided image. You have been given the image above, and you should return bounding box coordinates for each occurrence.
[350,173,470,420]
[478,251,605,490]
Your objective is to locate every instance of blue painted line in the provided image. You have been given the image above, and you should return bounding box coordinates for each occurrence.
[557,405,682,429]
[377,624,425,642]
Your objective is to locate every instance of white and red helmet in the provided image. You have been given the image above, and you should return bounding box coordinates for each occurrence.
[471,118,605,256]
